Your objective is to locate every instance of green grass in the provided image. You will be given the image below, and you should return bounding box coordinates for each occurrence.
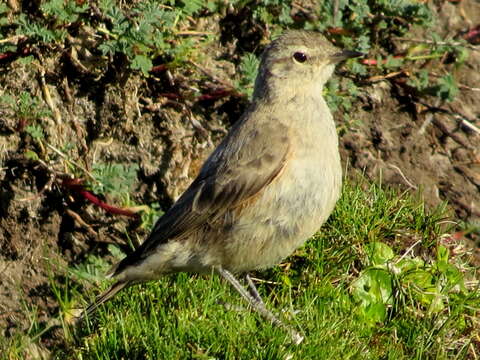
[26,178,474,359]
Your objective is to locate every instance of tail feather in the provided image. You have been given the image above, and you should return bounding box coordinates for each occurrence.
[78,280,129,321]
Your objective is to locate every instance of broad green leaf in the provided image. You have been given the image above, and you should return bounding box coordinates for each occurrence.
[366,242,394,266]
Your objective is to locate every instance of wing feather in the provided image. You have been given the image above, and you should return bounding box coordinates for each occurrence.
[110,117,290,276]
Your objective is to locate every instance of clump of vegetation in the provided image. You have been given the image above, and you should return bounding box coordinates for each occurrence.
[43,180,477,359]
[1,0,213,75]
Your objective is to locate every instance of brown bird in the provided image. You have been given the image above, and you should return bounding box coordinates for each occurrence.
[79,30,362,344]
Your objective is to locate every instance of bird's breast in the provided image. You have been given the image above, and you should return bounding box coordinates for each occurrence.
[220,109,342,272]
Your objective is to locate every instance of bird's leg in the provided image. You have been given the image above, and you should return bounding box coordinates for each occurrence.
[216,267,304,345]
[245,274,264,305]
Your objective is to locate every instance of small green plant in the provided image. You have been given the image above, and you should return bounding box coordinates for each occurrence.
[0,91,51,124]
[408,68,461,102]
[15,14,66,43]
[69,244,122,282]
[313,0,433,52]
[140,202,163,231]
[235,53,259,98]
[309,1,430,120]
[2,0,211,76]
[252,0,294,28]
[14,0,88,44]
[0,92,52,158]
[0,3,9,21]
[90,162,139,200]
[40,0,88,24]
[352,241,472,325]
[95,0,211,75]
[324,77,359,120]
[25,124,45,140]
[96,1,172,75]
[312,2,466,107]
[434,73,459,102]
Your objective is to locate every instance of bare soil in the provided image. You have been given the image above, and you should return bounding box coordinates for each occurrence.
[0,0,479,354]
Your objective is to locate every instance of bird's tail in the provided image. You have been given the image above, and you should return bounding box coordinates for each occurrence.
[77,280,129,321]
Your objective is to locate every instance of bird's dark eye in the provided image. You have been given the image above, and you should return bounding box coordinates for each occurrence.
[293,52,307,63]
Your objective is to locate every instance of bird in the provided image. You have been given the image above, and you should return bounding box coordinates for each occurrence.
[78,30,363,344]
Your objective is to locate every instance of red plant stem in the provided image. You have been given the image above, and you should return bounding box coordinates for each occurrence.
[326,27,353,36]
[0,47,31,63]
[150,64,168,73]
[61,178,136,217]
[361,55,404,66]
[159,92,183,99]
[463,25,480,44]
[197,89,239,101]
[159,89,242,101]
[77,188,136,217]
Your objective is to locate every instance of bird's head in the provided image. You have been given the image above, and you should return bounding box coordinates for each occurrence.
[253,30,363,99]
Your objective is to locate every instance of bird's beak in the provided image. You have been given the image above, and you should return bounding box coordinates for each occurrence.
[330,50,365,63]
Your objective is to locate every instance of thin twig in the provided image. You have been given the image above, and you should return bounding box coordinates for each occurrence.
[418,100,480,136]
[38,66,62,124]
[431,117,475,150]
[45,142,96,181]
[175,30,214,36]
[333,0,339,25]
[394,37,479,51]
[458,83,480,92]
[188,60,239,94]
[395,240,422,264]
[418,99,441,135]
[249,277,281,285]
[387,164,418,190]
[17,170,55,202]
[66,209,98,236]
[0,35,26,44]
[453,115,480,135]
[366,70,406,83]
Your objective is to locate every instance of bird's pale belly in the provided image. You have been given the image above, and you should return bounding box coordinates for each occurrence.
[131,157,341,278]
[219,154,342,273]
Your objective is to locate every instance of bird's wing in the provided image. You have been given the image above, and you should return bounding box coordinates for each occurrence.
[110,118,291,276]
